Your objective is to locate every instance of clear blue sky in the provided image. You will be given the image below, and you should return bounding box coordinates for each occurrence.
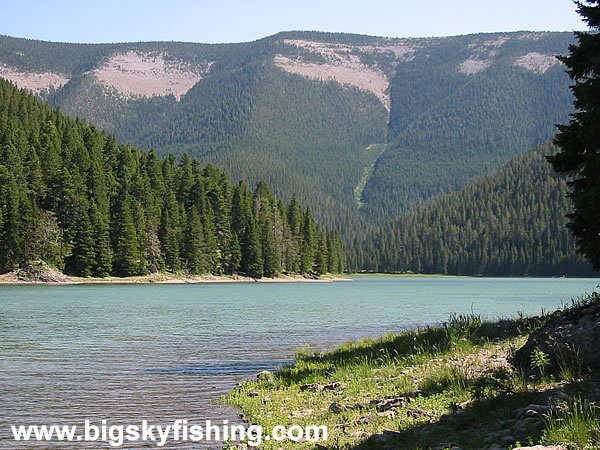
[0,0,588,44]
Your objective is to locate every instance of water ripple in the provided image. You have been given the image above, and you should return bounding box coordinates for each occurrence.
[141,359,292,376]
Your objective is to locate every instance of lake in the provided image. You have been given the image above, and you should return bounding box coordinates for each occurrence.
[0,277,598,447]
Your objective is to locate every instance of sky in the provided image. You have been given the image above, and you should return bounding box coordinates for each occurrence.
[0,0,589,44]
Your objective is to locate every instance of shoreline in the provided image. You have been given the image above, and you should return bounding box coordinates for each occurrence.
[346,272,468,278]
[0,271,352,286]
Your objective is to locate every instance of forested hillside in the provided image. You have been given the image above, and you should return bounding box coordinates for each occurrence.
[348,142,594,276]
[0,78,343,277]
[0,31,575,233]
[363,33,574,220]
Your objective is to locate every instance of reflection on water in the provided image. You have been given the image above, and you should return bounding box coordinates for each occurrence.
[0,277,597,447]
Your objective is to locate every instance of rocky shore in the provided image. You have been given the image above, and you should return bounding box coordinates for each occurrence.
[0,263,350,285]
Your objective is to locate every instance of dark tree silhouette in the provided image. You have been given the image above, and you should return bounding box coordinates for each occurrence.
[549,0,600,270]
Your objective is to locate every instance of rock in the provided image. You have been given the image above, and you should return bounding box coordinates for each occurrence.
[501,436,516,446]
[517,404,551,418]
[370,429,403,443]
[371,433,387,442]
[404,389,423,397]
[348,403,365,410]
[439,413,454,424]
[382,429,402,438]
[439,409,466,424]
[355,414,374,424]
[487,444,505,450]
[407,407,429,418]
[432,443,459,450]
[329,402,346,413]
[248,391,259,397]
[300,383,321,392]
[372,397,408,412]
[256,370,274,381]
[16,260,71,283]
[513,299,600,378]
[515,416,544,431]
[514,446,568,450]
[513,428,530,443]
[483,434,500,445]
[322,381,343,391]
[556,391,574,402]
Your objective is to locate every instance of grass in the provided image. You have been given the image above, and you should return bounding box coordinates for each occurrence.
[226,294,600,449]
[541,398,600,449]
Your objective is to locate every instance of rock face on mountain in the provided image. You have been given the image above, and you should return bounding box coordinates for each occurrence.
[513,295,600,378]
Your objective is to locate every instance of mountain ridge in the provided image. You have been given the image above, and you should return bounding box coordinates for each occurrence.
[0,30,576,234]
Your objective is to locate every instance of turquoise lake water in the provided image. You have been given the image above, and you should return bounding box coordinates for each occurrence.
[0,277,598,447]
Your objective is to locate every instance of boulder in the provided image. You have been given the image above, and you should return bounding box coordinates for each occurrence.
[514,446,567,450]
[328,402,346,413]
[300,383,321,392]
[322,381,343,391]
[371,397,408,412]
[513,298,600,378]
[256,370,274,381]
[16,260,71,283]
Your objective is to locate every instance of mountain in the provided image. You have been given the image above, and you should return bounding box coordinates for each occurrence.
[0,77,343,277]
[348,141,594,277]
[0,31,575,233]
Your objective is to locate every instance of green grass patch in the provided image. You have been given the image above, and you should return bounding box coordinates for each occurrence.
[541,397,600,449]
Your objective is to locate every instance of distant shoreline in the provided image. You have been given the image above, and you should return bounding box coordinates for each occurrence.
[346,272,599,279]
[0,271,352,286]
[346,272,468,278]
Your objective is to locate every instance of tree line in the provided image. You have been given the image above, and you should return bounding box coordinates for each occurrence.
[0,78,344,277]
[348,142,594,276]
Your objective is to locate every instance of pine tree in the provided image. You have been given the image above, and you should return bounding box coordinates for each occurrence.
[261,213,280,277]
[244,214,263,278]
[314,229,328,275]
[300,207,315,274]
[182,207,204,274]
[227,232,242,274]
[68,208,96,276]
[112,191,144,276]
[548,0,600,270]
[89,200,112,277]
[0,165,22,271]
[159,190,181,272]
